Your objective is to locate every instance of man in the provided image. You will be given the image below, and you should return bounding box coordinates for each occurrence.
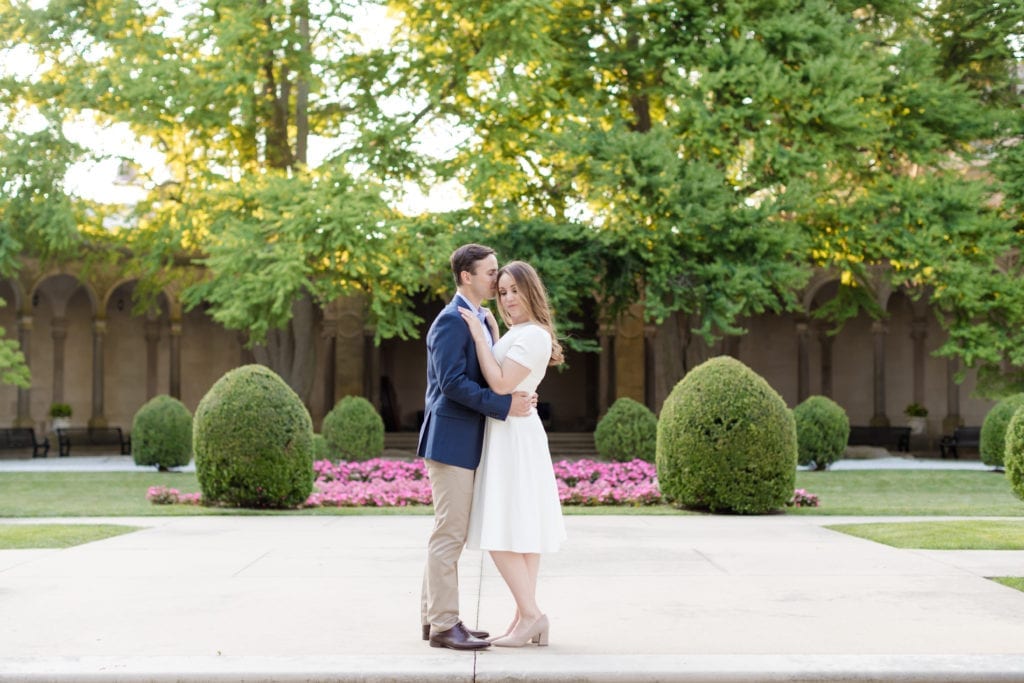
[418,243,536,651]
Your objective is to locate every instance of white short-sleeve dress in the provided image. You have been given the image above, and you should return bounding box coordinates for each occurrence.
[466,323,567,554]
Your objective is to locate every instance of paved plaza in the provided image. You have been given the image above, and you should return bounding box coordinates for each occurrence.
[0,455,1022,681]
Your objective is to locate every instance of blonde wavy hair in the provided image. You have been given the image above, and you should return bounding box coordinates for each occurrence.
[495,261,565,366]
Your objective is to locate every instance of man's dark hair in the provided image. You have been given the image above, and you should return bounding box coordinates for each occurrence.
[450,243,496,287]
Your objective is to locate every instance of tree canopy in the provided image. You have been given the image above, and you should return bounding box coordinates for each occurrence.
[1,0,1022,395]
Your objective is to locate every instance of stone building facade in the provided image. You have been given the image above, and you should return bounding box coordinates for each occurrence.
[1,259,993,451]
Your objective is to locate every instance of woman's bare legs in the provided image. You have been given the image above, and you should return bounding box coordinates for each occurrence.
[490,551,547,645]
[495,607,520,640]
[492,553,540,639]
[525,553,540,603]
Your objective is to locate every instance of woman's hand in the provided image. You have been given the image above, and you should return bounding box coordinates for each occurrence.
[482,307,500,341]
[458,307,487,343]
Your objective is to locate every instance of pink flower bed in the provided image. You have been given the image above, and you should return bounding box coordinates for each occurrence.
[307,458,662,508]
[147,457,663,508]
[307,458,433,507]
[553,458,662,506]
[147,458,816,510]
[146,486,202,505]
[787,488,820,507]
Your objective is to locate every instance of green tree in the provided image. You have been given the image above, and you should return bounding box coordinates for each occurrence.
[3,0,1022,404]
[0,297,30,389]
[377,0,1021,403]
[799,4,1022,390]
[0,0,445,400]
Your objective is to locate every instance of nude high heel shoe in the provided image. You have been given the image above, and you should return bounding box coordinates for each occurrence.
[491,614,549,647]
[489,609,521,642]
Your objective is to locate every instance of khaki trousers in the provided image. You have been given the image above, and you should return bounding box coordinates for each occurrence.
[421,459,475,633]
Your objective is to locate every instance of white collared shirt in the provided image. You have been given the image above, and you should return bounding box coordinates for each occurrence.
[455,294,494,346]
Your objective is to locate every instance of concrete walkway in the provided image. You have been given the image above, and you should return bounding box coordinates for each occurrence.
[1,456,1022,681]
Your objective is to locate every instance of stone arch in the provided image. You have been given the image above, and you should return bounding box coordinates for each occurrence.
[30,273,90,320]
[2,275,26,312]
[100,276,180,319]
[865,263,895,313]
[24,272,97,426]
[800,268,841,314]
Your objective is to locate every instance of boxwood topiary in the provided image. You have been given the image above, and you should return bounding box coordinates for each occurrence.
[656,356,797,514]
[132,395,193,470]
[980,394,1024,468]
[793,395,850,471]
[594,397,658,462]
[321,395,384,462]
[1004,407,1024,502]
[193,364,314,509]
[312,433,329,461]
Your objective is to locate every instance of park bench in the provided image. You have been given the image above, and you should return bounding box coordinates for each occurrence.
[847,425,911,452]
[0,427,50,458]
[55,427,131,457]
[938,426,981,460]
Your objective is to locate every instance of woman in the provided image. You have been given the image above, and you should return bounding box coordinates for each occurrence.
[458,260,567,648]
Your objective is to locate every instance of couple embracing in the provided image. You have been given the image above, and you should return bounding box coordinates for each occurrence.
[418,243,567,651]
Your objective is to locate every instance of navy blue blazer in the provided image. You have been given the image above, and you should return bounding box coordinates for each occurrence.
[417,297,512,470]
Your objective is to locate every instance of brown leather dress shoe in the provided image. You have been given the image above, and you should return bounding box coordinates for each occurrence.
[422,624,489,641]
[428,622,491,650]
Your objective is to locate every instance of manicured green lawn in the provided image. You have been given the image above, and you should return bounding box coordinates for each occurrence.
[0,472,208,517]
[788,469,1023,516]
[0,523,140,548]
[825,520,1024,549]
[993,577,1024,593]
[824,520,1024,592]
[0,467,1020,517]
[0,472,434,517]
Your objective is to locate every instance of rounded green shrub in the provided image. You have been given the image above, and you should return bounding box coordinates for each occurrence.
[656,356,797,514]
[1004,407,1024,502]
[193,364,314,509]
[793,395,850,471]
[980,394,1024,468]
[321,395,385,462]
[312,433,329,461]
[132,395,193,470]
[594,397,658,462]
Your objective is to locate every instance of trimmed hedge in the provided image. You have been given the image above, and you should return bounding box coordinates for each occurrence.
[1005,408,1024,502]
[793,395,850,470]
[656,356,797,514]
[594,397,658,462]
[980,394,1024,468]
[312,433,329,460]
[131,395,193,470]
[193,364,314,509]
[321,395,385,462]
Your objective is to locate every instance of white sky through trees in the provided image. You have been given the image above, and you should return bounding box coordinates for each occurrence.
[0,1,466,214]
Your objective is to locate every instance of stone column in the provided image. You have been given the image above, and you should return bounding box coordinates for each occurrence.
[322,334,336,413]
[870,320,889,427]
[796,320,810,403]
[363,329,380,410]
[169,320,182,399]
[237,332,254,366]
[943,357,962,434]
[724,335,741,359]
[327,297,366,402]
[613,305,646,407]
[818,328,834,398]
[14,314,33,428]
[144,318,161,400]
[598,323,614,416]
[89,318,108,428]
[910,318,928,406]
[643,323,657,410]
[51,317,68,404]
